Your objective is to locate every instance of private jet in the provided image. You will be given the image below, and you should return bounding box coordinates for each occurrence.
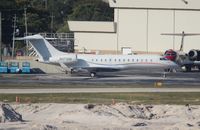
[17,34,178,77]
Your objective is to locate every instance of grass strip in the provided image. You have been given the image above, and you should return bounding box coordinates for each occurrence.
[0,92,200,105]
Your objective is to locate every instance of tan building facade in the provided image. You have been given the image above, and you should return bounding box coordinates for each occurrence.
[68,0,200,54]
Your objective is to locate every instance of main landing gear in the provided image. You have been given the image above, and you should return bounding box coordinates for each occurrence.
[185,66,191,72]
[65,69,74,76]
[90,72,96,78]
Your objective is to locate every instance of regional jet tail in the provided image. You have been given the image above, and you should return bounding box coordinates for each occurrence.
[16,34,178,77]
[162,31,200,72]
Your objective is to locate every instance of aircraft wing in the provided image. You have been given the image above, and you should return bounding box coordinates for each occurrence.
[82,67,121,72]
[180,60,200,66]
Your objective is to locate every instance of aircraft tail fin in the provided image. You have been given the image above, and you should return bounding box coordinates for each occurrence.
[161,31,200,51]
[16,34,65,62]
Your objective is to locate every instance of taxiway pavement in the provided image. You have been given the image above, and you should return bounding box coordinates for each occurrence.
[0,69,200,87]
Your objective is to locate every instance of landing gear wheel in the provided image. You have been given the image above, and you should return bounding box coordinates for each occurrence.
[164,69,170,72]
[70,69,74,74]
[90,72,96,78]
[198,66,200,71]
[65,69,73,76]
[185,66,191,72]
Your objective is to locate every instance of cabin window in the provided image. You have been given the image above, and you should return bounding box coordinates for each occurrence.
[137,59,139,62]
[150,59,153,62]
[109,59,112,62]
[132,59,134,62]
[145,59,148,62]
[127,59,130,62]
[119,59,121,62]
[123,59,125,62]
[96,59,98,62]
[114,59,117,62]
[105,59,107,62]
[101,59,103,62]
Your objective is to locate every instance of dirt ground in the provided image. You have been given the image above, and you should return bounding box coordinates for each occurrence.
[1,103,200,130]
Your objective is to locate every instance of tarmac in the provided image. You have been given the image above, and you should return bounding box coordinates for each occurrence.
[0,70,200,85]
[0,69,200,94]
[1,70,200,130]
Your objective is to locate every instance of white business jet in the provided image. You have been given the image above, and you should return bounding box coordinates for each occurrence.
[17,34,178,77]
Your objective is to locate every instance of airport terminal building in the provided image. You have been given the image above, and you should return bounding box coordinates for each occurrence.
[68,0,200,54]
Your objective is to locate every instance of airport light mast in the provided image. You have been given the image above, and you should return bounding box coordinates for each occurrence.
[24,7,28,56]
[0,11,2,61]
[12,14,17,59]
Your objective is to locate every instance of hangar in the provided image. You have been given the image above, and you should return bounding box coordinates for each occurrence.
[68,0,200,54]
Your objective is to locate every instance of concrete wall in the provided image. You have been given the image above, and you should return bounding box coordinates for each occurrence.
[69,0,200,53]
[68,21,116,33]
[175,11,200,51]
[68,21,118,53]
[6,59,64,74]
[116,9,200,52]
[75,32,117,53]
[109,0,200,10]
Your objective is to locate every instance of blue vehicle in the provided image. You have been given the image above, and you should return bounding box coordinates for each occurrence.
[9,62,20,73]
[0,61,8,73]
[22,62,31,73]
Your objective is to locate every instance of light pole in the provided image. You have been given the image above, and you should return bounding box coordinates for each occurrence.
[24,7,28,56]
[12,14,17,59]
[50,12,54,33]
[24,8,27,36]
[44,0,48,9]
[0,12,2,61]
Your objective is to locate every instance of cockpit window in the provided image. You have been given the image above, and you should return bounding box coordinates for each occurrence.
[160,58,168,60]
[171,53,176,56]
[165,53,176,56]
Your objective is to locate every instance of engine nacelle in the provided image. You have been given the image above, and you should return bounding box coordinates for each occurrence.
[50,54,77,64]
[188,49,200,61]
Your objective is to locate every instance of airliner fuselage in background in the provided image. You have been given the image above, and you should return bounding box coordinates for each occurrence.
[17,34,178,77]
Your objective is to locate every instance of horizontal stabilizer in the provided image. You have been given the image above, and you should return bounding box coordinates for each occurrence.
[161,32,200,36]
[15,34,44,40]
[161,31,200,51]
[15,34,65,62]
